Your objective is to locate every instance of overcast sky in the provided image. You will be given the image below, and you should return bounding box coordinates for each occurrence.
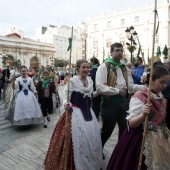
[0,0,152,38]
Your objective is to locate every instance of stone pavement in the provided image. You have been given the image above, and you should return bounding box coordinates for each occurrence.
[0,85,118,170]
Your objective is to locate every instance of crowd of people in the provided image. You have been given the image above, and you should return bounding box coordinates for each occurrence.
[1,61,76,128]
[0,65,76,98]
[1,42,170,170]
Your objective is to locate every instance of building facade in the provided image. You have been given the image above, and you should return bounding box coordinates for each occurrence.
[0,31,55,69]
[35,25,85,64]
[86,0,170,63]
[76,22,88,60]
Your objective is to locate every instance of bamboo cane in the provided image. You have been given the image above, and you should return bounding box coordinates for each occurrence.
[138,1,157,170]
[64,26,73,170]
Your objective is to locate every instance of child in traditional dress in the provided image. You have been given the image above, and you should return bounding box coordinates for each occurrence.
[44,59,102,170]
[5,66,43,125]
[38,70,56,128]
[107,65,170,170]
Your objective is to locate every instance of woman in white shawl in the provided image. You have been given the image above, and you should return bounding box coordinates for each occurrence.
[45,59,102,170]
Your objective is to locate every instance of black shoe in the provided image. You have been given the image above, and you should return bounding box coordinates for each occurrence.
[103,153,105,160]
[47,117,50,121]
[44,124,47,128]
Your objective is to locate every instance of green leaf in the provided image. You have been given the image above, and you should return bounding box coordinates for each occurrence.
[67,38,72,51]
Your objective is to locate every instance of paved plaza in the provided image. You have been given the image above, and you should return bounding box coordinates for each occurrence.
[0,85,118,170]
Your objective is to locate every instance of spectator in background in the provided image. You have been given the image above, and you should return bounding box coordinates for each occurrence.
[153,60,163,67]
[89,57,101,120]
[125,62,132,70]
[32,69,39,91]
[27,67,34,78]
[71,68,76,77]
[131,56,145,84]
[2,63,10,98]
[59,68,65,85]
[163,59,170,71]
[141,61,163,85]
[39,66,45,75]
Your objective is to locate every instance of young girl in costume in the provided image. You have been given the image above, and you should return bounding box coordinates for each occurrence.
[44,59,102,170]
[107,65,170,170]
[38,70,56,128]
[5,66,43,125]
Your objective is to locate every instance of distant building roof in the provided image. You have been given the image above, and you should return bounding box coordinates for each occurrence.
[5,33,21,38]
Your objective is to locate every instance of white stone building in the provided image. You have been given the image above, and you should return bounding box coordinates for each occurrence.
[0,29,55,69]
[86,0,170,63]
[76,22,88,60]
[35,25,84,64]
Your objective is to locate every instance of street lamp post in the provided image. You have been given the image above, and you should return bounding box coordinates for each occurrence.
[50,56,56,66]
[125,26,138,63]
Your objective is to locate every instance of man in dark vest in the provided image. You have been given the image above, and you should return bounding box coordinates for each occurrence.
[96,43,143,156]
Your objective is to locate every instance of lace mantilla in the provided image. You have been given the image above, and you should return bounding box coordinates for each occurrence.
[144,132,170,170]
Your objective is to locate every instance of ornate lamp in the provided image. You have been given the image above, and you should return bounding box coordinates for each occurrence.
[125,26,138,63]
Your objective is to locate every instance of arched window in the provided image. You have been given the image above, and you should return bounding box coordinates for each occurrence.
[30,57,39,63]
[30,57,39,68]
[7,55,14,61]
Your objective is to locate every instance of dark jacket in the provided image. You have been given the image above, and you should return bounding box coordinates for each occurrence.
[89,67,98,91]
[2,69,10,83]
[38,80,56,100]
[131,65,145,84]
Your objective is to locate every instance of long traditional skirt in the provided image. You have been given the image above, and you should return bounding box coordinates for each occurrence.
[6,90,43,125]
[45,107,102,170]
[44,111,75,170]
[107,125,170,170]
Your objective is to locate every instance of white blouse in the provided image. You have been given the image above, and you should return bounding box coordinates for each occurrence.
[95,63,143,96]
[126,91,163,121]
